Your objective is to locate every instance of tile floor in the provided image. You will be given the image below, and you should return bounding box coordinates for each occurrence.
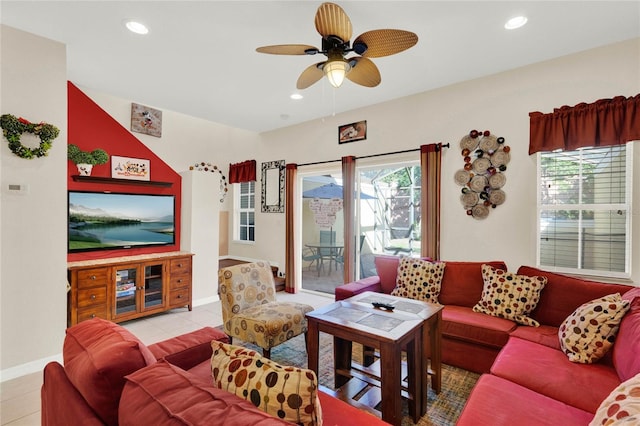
[0,291,333,425]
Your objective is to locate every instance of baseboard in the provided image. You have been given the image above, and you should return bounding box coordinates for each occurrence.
[1,353,62,382]
[193,295,219,307]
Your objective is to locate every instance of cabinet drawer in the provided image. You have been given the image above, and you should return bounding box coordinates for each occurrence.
[169,288,190,307]
[170,258,192,275]
[78,287,107,308]
[169,274,191,290]
[77,305,109,323]
[76,268,109,288]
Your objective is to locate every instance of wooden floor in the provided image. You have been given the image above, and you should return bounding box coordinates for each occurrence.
[219,258,286,291]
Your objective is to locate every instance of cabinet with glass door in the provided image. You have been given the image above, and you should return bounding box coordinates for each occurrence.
[113,261,167,321]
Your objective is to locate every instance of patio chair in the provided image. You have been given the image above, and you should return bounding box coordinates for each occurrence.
[318,230,338,274]
[302,247,321,272]
[218,261,314,358]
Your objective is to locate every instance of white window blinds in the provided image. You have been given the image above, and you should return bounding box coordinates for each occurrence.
[537,144,632,277]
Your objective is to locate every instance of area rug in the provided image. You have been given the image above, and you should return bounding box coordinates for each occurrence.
[234,332,480,426]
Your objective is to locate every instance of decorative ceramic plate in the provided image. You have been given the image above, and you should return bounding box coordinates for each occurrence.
[478,135,499,152]
[460,135,479,151]
[488,172,506,189]
[489,189,506,205]
[472,204,490,219]
[472,157,491,174]
[490,150,511,167]
[454,169,471,186]
[469,175,488,193]
[461,192,479,209]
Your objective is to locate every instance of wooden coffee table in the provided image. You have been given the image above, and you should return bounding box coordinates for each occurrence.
[306,292,443,426]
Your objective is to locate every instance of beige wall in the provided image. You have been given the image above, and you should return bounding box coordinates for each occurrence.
[236,38,640,284]
[1,26,68,377]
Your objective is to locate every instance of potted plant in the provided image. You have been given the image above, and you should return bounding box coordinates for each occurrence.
[67,144,109,176]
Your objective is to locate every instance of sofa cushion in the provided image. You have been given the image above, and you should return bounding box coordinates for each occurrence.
[517,266,632,327]
[510,324,561,349]
[438,261,507,307]
[473,265,547,327]
[374,255,403,294]
[442,305,516,348]
[334,276,382,301]
[211,341,322,425]
[559,293,630,364]
[491,336,621,413]
[120,360,290,425]
[390,257,445,304]
[590,372,640,426]
[613,288,640,382]
[456,374,594,426]
[63,318,156,426]
[148,326,229,371]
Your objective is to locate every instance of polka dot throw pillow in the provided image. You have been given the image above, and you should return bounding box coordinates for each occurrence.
[390,257,446,304]
[590,373,640,426]
[472,264,547,326]
[559,293,631,364]
[211,341,322,426]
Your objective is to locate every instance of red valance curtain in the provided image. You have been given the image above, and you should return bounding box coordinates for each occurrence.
[420,143,442,260]
[228,160,256,183]
[529,94,640,155]
[284,163,298,293]
[341,156,356,284]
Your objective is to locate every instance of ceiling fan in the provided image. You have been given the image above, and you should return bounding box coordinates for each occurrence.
[256,2,418,89]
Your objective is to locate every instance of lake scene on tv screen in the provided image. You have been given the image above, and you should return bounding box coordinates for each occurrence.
[69,192,175,251]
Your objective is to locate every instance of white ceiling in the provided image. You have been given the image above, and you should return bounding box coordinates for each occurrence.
[2,1,639,133]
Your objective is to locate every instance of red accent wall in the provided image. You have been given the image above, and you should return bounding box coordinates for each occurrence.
[67,82,181,261]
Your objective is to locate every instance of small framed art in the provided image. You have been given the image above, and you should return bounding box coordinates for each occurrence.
[111,155,150,181]
[131,103,162,137]
[339,120,367,144]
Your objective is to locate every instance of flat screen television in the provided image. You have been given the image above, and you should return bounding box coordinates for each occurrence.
[68,191,175,252]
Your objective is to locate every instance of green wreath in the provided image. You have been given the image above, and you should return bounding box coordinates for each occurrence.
[0,114,60,159]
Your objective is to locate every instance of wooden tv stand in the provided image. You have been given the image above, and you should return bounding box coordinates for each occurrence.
[67,251,193,326]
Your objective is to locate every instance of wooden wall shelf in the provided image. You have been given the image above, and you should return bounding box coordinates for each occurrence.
[72,175,173,187]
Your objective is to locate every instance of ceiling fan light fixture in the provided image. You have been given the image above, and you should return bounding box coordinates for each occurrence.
[125,21,149,35]
[504,16,528,30]
[323,59,351,88]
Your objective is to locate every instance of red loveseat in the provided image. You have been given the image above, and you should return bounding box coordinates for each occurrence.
[41,318,388,425]
[335,257,633,373]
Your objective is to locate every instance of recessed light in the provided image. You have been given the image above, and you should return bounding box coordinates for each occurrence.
[505,16,528,30]
[290,93,303,100]
[126,21,149,35]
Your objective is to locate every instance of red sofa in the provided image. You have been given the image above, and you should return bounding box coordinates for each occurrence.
[457,281,640,425]
[336,257,640,424]
[335,256,633,374]
[41,318,389,425]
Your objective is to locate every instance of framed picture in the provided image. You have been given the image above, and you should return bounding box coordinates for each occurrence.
[131,103,162,137]
[111,155,150,181]
[339,120,367,144]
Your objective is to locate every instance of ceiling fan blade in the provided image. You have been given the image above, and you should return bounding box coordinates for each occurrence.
[353,29,418,58]
[256,44,318,55]
[297,62,326,89]
[315,2,352,42]
[346,57,381,87]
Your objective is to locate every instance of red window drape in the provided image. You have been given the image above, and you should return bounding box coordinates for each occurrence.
[420,143,442,260]
[228,160,256,183]
[529,94,640,155]
[341,156,356,284]
[284,163,298,293]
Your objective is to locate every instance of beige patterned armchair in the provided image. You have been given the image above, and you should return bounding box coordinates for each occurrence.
[218,261,314,358]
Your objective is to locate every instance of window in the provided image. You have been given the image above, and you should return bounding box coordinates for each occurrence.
[234,181,255,242]
[537,144,632,277]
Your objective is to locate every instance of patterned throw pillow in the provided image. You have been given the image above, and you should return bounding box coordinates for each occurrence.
[390,257,445,304]
[473,264,547,326]
[211,341,322,426]
[589,373,640,426]
[559,293,631,364]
